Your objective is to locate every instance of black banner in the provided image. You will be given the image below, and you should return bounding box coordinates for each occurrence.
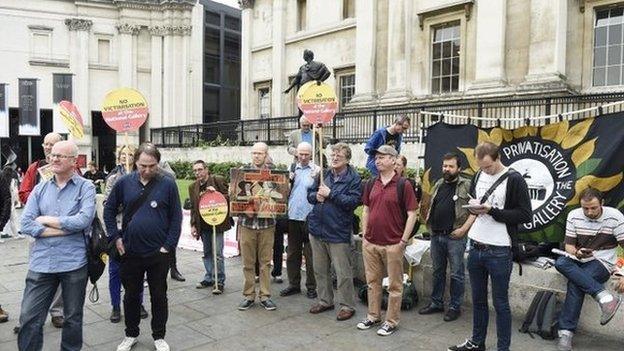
[53,74,72,103]
[0,83,7,138]
[18,78,39,136]
[423,112,624,242]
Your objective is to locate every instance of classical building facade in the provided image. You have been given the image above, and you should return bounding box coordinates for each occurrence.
[0,0,202,169]
[240,0,624,119]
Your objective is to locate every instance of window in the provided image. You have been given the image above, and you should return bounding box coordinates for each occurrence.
[31,32,51,58]
[297,0,307,31]
[98,39,111,64]
[258,88,271,118]
[431,22,460,94]
[203,87,219,123]
[338,73,355,110]
[593,7,624,86]
[343,0,355,19]
[225,15,240,31]
[206,11,221,26]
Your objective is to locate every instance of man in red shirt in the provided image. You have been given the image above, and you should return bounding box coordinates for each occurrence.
[357,145,418,336]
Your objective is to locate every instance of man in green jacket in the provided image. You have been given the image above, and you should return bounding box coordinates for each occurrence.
[419,152,473,322]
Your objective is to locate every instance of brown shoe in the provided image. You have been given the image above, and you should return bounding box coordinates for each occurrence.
[336,308,355,321]
[0,305,8,323]
[309,303,334,314]
[51,316,63,328]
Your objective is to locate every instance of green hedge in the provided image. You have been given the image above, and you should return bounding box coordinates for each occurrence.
[169,160,419,182]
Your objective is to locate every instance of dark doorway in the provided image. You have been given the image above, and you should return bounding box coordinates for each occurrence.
[92,111,116,173]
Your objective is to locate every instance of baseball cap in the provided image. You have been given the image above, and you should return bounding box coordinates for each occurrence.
[375,145,398,157]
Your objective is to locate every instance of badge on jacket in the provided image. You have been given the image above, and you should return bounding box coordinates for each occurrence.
[150,200,158,208]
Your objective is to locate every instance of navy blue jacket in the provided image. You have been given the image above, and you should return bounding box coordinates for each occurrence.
[364,127,403,176]
[103,172,182,256]
[307,165,362,243]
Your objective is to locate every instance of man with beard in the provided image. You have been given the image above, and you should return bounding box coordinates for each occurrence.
[419,153,473,322]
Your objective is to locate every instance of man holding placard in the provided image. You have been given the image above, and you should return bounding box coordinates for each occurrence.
[189,160,232,293]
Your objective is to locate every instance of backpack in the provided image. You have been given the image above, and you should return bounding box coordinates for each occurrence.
[519,290,561,340]
[357,280,419,311]
[363,176,419,238]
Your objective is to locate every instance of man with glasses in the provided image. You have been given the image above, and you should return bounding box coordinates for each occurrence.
[307,143,362,321]
[18,140,96,351]
[364,115,410,176]
[189,160,232,293]
[16,132,68,331]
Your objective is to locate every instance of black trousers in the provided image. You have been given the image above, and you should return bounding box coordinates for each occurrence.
[120,252,170,340]
[287,220,316,290]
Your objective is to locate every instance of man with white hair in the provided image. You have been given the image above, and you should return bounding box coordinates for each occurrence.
[280,142,318,299]
[18,140,96,351]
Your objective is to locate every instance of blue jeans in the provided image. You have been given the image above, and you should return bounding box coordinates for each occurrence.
[109,258,144,309]
[555,256,610,332]
[468,245,513,351]
[201,229,225,285]
[18,266,88,351]
[430,234,467,310]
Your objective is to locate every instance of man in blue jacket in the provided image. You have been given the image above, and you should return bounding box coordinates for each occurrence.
[104,143,182,351]
[364,115,410,176]
[307,142,362,321]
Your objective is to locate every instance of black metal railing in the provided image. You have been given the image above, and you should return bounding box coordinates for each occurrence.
[151,92,624,147]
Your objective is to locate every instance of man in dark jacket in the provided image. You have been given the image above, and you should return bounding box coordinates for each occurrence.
[448,142,531,351]
[104,143,182,351]
[189,160,232,293]
[307,142,362,321]
[364,116,410,176]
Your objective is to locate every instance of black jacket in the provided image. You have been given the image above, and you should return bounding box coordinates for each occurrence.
[469,169,532,238]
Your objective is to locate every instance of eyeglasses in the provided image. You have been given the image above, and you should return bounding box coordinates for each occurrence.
[330,154,347,160]
[49,153,76,159]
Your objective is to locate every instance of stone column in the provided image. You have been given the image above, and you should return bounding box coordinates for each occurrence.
[116,23,139,88]
[271,0,286,117]
[162,29,174,127]
[65,18,92,156]
[349,0,376,107]
[380,0,412,104]
[240,0,254,119]
[469,0,508,92]
[149,26,166,130]
[521,0,568,90]
[180,25,192,125]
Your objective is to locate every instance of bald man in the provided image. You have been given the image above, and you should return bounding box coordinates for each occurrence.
[237,143,278,311]
[18,140,96,351]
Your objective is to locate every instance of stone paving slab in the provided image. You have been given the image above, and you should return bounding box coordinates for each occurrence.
[0,237,622,351]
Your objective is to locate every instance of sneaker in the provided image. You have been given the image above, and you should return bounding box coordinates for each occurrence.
[140,305,148,319]
[0,305,8,323]
[238,299,255,311]
[376,322,397,336]
[306,289,318,299]
[154,339,170,351]
[196,280,214,289]
[599,294,621,325]
[116,337,137,351]
[260,299,277,311]
[212,284,224,295]
[51,316,63,328]
[447,339,485,351]
[356,318,381,330]
[272,275,283,284]
[254,276,259,283]
[557,331,573,351]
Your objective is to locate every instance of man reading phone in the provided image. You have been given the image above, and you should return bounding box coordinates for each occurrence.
[554,187,624,351]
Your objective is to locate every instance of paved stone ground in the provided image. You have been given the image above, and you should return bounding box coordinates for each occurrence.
[0,237,621,351]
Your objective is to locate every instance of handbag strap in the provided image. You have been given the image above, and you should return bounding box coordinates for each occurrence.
[477,168,516,204]
[121,175,161,233]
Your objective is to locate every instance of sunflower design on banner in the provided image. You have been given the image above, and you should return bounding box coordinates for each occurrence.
[422,112,624,242]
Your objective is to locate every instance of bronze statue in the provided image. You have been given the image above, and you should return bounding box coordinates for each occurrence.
[283,49,331,94]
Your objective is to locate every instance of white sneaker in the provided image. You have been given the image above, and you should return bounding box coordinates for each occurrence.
[154,339,170,351]
[116,337,137,351]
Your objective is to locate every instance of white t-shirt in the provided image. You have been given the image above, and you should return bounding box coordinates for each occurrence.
[468,167,510,246]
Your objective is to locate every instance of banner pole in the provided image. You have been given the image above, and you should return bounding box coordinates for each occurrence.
[212,224,221,294]
[311,122,316,165]
[319,125,324,185]
[124,132,130,173]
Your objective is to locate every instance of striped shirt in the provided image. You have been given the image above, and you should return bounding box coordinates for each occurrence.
[565,206,624,271]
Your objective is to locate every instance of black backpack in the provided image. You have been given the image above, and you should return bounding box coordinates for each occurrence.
[519,290,561,340]
[357,281,418,311]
